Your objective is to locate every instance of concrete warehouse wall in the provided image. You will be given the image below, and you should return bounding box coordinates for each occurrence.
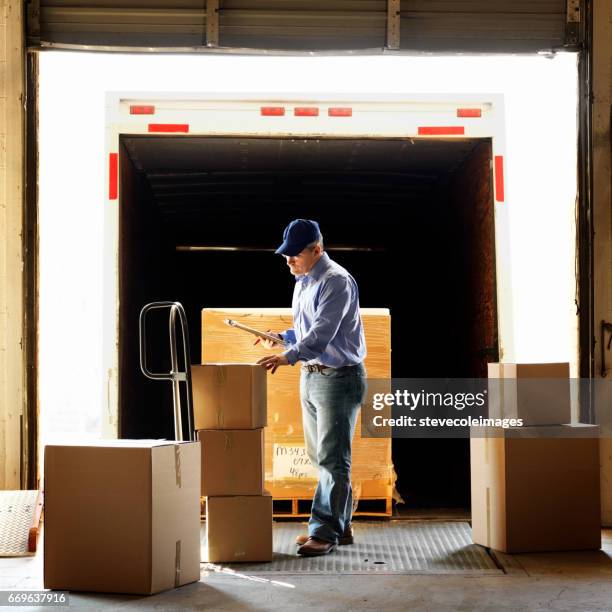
[0,0,24,489]
[0,0,25,490]
[594,0,612,525]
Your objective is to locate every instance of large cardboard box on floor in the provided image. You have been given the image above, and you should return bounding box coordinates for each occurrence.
[192,363,267,430]
[201,308,394,511]
[471,424,600,553]
[44,440,201,594]
[487,362,571,425]
[205,493,273,563]
[198,428,265,496]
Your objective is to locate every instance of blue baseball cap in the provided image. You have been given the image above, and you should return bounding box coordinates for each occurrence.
[275,219,322,257]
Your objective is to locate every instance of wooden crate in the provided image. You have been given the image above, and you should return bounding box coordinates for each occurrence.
[201,308,394,516]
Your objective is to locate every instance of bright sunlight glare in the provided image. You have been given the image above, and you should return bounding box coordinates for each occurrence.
[38,52,579,446]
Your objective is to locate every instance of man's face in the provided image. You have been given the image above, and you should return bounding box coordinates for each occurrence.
[285,245,322,276]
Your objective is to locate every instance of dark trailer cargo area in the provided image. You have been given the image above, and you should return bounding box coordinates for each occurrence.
[118,135,499,509]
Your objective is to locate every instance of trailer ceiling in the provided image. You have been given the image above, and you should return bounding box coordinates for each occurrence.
[121,135,483,247]
[29,0,575,52]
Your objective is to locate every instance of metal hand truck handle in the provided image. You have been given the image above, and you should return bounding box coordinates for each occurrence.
[139,301,195,442]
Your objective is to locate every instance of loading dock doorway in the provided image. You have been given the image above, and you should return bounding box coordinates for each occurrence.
[116,133,499,508]
[36,56,580,509]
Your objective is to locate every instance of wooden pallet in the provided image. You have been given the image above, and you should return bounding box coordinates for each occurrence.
[200,496,392,519]
[28,491,44,553]
[272,497,393,518]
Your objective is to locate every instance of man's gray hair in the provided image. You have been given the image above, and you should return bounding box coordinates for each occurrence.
[307,236,324,251]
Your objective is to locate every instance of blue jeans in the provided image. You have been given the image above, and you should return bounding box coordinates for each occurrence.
[300,363,367,544]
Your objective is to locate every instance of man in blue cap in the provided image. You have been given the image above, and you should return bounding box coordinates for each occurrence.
[257,219,367,557]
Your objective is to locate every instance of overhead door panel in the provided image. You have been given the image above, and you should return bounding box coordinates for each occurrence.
[400,0,566,52]
[37,1,209,47]
[32,0,572,52]
[218,1,387,50]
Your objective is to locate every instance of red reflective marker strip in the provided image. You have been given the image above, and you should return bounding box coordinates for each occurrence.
[418,126,465,135]
[130,105,155,115]
[148,124,189,133]
[294,107,319,116]
[495,156,505,202]
[457,108,482,118]
[328,107,352,117]
[109,153,118,200]
[261,107,285,116]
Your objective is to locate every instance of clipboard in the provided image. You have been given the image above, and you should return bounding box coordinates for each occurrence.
[224,318,288,347]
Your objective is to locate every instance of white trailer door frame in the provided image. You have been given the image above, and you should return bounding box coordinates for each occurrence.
[103,92,508,437]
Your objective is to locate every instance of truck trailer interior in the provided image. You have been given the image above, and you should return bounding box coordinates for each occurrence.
[118,135,498,509]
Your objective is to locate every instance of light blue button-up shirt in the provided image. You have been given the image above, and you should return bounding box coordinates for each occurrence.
[281,252,366,367]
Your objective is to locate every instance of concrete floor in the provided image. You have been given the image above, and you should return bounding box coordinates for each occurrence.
[3,525,612,611]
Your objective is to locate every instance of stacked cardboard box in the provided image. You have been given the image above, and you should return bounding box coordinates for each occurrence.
[471,363,601,553]
[192,363,273,563]
[200,308,394,513]
[44,440,201,594]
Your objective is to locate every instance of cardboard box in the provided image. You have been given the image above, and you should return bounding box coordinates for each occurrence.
[44,440,201,594]
[471,424,600,553]
[192,363,267,430]
[199,429,265,496]
[205,493,273,563]
[487,362,571,425]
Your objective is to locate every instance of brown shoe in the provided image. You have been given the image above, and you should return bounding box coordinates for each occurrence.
[297,537,336,557]
[295,523,354,546]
